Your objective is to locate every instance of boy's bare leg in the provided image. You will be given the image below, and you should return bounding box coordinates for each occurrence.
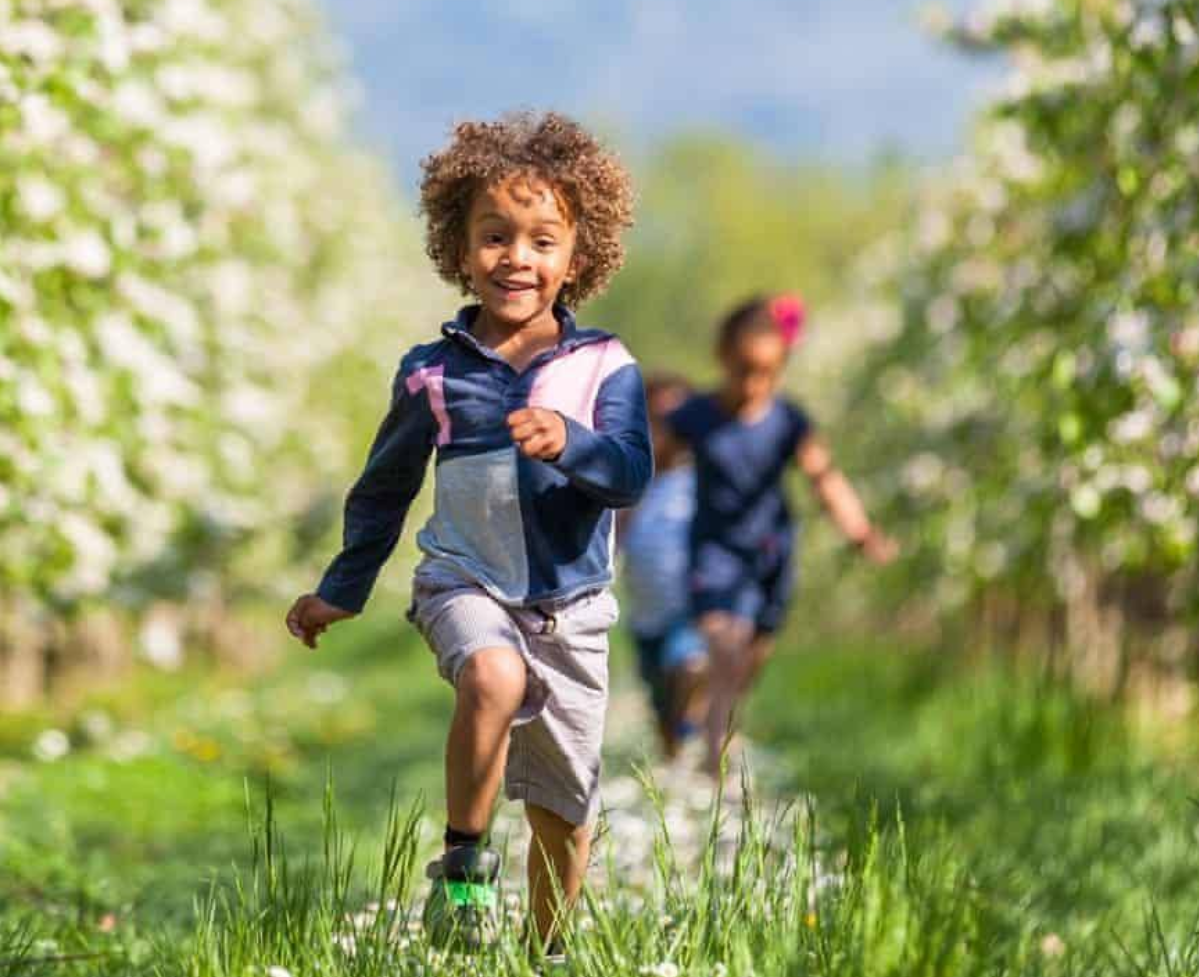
[525,802,591,949]
[445,647,527,838]
[700,612,754,777]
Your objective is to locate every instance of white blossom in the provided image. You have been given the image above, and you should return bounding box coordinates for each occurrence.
[16,373,55,416]
[17,176,65,222]
[2,21,64,63]
[19,93,70,145]
[112,79,166,129]
[57,511,118,595]
[61,230,113,278]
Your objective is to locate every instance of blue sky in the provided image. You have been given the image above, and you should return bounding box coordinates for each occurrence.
[321,0,1001,189]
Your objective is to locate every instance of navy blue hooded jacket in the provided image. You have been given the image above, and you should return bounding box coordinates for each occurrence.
[316,305,652,613]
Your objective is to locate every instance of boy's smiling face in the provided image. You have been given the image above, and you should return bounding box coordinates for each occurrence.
[461,174,579,329]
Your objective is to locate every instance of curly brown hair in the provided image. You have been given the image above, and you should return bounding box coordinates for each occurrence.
[419,111,634,308]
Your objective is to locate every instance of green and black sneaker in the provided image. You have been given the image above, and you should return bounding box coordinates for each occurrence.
[422,845,502,951]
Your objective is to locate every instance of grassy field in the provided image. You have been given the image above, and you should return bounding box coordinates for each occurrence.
[1,611,1197,976]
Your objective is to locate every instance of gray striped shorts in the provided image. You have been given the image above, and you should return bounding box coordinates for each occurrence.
[407,573,617,826]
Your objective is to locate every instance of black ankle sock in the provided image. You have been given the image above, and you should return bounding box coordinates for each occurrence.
[444,825,483,848]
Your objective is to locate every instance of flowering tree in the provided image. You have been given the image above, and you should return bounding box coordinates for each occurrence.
[0,0,435,674]
[860,0,1199,675]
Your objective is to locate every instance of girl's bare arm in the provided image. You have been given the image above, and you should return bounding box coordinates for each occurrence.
[796,436,897,563]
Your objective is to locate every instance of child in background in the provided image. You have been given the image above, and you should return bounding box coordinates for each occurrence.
[666,294,896,779]
[285,112,648,955]
[619,373,707,759]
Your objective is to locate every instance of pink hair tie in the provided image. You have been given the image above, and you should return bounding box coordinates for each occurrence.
[768,293,806,348]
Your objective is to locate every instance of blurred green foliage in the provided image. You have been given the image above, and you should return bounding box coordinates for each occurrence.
[852,1,1199,641]
[592,135,909,383]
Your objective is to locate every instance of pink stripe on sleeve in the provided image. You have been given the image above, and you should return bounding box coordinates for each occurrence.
[406,365,453,446]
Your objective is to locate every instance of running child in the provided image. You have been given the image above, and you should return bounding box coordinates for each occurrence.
[618,373,707,759]
[285,112,648,954]
[666,294,896,779]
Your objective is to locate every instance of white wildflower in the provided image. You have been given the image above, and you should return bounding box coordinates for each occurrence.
[33,729,71,762]
[80,709,115,743]
[109,729,154,763]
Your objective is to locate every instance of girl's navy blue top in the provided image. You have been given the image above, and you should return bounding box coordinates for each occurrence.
[667,393,813,557]
[316,305,652,613]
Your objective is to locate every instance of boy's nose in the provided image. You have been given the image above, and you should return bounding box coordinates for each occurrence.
[504,240,532,266]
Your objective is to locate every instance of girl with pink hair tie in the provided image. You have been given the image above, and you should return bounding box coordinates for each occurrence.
[664,293,898,780]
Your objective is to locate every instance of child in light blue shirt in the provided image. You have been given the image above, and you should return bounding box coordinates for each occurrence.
[620,373,707,758]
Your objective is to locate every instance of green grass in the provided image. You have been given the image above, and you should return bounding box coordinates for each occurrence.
[2,617,1198,975]
[0,611,449,964]
[750,640,1199,975]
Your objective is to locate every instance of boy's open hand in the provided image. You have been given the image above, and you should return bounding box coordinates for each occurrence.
[285,594,354,649]
[507,407,567,461]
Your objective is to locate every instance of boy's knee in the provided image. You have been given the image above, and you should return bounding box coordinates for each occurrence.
[457,647,527,713]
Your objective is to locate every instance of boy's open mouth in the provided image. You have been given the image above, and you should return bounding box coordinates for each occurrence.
[494,279,536,295]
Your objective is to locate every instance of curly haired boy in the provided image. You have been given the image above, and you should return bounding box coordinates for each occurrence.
[286,112,648,956]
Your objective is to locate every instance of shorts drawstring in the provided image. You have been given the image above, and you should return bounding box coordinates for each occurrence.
[533,607,558,635]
